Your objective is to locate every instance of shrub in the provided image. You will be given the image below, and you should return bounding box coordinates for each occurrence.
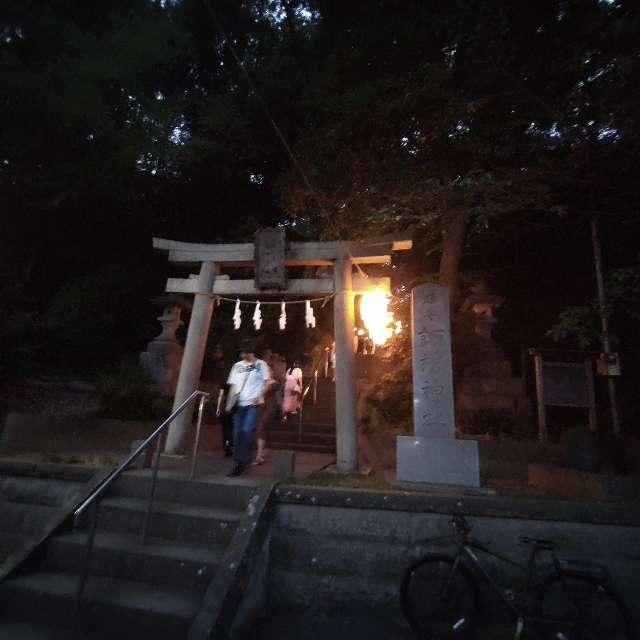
[365,373,412,431]
[0,283,44,380]
[458,409,516,438]
[361,330,413,434]
[45,264,160,367]
[96,361,171,421]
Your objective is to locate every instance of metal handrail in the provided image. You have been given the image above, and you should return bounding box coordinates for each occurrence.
[297,369,318,442]
[73,389,209,524]
[71,389,210,639]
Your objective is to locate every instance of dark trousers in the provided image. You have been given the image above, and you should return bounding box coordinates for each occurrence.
[220,412,234,451]
[233,405,261,466]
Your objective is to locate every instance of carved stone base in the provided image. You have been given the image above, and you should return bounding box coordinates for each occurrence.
[396,436,480,487]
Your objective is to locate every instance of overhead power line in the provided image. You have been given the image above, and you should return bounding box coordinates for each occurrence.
[202,0,316,196]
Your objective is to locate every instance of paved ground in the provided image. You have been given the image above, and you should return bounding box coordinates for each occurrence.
[0,449,335,487]
[142,449,335,485]
[242,610,531,640]
[243,608,414,640]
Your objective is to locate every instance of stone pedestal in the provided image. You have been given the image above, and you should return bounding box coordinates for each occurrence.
[397,436,480,486]
[273,450,296,481]
[397,283,479,487]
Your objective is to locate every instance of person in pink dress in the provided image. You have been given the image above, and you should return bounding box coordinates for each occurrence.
[281,360,303,420]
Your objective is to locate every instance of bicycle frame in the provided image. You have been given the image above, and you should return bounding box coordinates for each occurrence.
[442,535,565,624]
[408,517,629,640]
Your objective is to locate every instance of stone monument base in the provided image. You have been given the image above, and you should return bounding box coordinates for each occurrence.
[396,436,480,487]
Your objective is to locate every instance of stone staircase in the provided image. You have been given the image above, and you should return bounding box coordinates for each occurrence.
[0,472,257,639]
[267,378,336,454]
[0,463,99,580]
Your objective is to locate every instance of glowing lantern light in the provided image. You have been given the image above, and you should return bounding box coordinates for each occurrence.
[360,288,395,346]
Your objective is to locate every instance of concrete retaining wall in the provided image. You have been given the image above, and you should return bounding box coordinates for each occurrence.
[1,412,224,457]
[1,413,153,454]
[268,486,640,623]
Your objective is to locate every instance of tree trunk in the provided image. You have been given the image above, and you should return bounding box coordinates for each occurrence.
[438,212,471,308]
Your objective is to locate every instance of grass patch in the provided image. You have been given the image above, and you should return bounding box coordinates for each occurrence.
[292,471,394,491]
[41,453,119,467]
[43,453,85,465]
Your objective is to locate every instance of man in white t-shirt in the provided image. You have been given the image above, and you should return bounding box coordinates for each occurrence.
[225,339,270,477]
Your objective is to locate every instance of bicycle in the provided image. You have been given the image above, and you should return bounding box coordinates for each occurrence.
[400,513,635,640]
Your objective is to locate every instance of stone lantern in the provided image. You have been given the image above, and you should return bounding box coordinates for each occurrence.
[139,295,192,395]
[459,281,508,377]
[456,280,531,429]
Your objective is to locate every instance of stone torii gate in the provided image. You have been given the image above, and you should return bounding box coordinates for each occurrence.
[153,233,412,472]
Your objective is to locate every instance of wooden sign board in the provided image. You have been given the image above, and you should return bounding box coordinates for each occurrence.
[542,363,591,407]
[255,228,286,290]
[531,352,597,442]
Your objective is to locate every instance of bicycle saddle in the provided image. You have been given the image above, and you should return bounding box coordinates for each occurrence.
[519,536,555,550]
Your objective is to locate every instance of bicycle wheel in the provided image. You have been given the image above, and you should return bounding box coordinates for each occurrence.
[536,571,635,640]
[400,554,478,640]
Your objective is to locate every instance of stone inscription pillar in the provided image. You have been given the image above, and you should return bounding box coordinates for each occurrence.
[164,261,216,455]
[333,252,358,472]
[397,283,480,486]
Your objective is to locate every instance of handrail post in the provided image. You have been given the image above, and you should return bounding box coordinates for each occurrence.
[298,401,303,443]
[190,395,207,480]
[313,369,318,406]
[140,433,163,545]
[70,389,210,630]
[73,389,204,523]
[72,503,99,639]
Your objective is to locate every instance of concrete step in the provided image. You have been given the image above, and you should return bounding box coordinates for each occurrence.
[0,476,84,507]
[0,500,60,535]
[268,430,335,446]
[310,383,335,398]
[97,496,241,544]
[0,468,100,582]
[0,462,96,483]
[300,407,335,422]
[0,619,170,640]
[276,421,336,434]
[0,620,118,640]
[45,530,223,592]
[0,620,80,640]
[111,473,257,511]
[308,399,335,409]
[0,531,31,564]
[268,442,336,454]
[0,571,200,639]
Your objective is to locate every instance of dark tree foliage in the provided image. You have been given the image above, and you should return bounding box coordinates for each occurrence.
[278,1,640,279]
[1,0,639,393]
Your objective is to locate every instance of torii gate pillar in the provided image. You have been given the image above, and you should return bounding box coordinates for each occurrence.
[165,261,216,454]
[333,250,358,472]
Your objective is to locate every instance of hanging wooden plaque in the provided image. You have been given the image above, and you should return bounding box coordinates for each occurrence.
[255,227,287,290]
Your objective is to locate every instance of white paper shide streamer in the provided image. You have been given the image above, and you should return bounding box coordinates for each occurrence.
[305,300,316,328]
[279,301,287,331]
[233,299,242,330]
[253,301,262,330]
